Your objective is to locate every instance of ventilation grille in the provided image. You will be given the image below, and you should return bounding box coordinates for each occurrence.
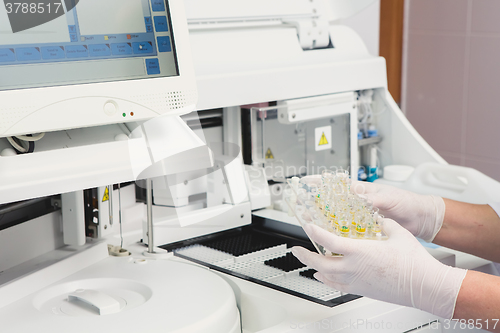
[0,106,36,135]
[166,91,187,110]
[167,89,197,110]
[132,89,197,113]
[132,93,170,112]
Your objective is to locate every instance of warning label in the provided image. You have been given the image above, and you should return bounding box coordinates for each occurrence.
[315,126,332,151]
[318,132,329,146]
[102,187,109,202]
[265,148,274,159]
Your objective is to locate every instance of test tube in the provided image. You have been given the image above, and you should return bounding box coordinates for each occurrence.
[355,212,367,238]
[311,185,320,207]
[336,169,350,191]
[300,168,385,240]
[365,198,373,209]
[321,169,334,183]
[319,171,330,210]
[373,214,384,236]
[328,198,339,233]
[319,182,328,211]
[348,197,357,230]
[338,211,350,237]
[367,207,378,235]
[324,198,331,217]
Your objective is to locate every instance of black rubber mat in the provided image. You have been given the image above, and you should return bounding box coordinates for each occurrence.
[163,223,362,308]
[203,231,284,257]
[299,269,318,280]
[264,252,306,272]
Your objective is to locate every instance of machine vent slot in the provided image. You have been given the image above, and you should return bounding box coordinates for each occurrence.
[0,106,36,134]
[166,91,187,110]
[264,252,305,272]
[299,269,318,281]
[131,89,196,112]
[203,232,283,256]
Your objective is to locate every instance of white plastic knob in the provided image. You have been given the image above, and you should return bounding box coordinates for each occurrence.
[103,101,118,116]
[68,289,121,315]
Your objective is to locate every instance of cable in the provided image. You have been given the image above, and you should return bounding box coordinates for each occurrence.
[26,134,34,153]
[7,137,27,153]
[6,133,45,154]
[27,141,34,153]
[15,133,45,141]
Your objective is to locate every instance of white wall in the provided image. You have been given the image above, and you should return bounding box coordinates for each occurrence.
[402,0,500,181]
[334,0,381,56]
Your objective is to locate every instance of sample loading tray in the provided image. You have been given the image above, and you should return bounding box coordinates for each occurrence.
[162,224,360,307]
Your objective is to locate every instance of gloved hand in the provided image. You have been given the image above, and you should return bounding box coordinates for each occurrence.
[351,181,445,242]
[292,220,467,319]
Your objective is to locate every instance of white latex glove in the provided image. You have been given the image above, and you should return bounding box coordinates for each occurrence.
[351,181,445,242]
[292,220,467,319]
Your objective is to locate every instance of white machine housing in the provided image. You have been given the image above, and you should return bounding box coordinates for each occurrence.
[0,1,498,333]
[0,0,205,204]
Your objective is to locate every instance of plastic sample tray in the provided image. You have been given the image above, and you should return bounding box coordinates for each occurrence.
[285,178,388,257]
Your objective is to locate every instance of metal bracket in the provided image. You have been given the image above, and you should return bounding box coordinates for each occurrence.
[50,197,62,210]
[283,17,330,50]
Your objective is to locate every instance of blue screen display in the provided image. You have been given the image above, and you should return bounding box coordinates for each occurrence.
[0,0,178,90]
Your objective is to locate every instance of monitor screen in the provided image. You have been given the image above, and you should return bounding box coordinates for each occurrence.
[0,0,179,91]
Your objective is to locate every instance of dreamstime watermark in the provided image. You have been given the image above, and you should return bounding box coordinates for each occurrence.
[247,162,370,197]
[4,0,79,33]
[289,319,440,331]
[258,161,353,182]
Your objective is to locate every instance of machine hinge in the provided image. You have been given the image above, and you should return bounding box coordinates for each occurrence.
[283,17,330,50]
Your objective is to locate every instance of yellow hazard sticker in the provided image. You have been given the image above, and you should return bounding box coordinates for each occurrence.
[265,148,274,159]
[318,132,329,146]
[102,187,109,202]
[315,126,332,151]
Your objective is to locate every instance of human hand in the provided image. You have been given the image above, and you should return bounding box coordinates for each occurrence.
[351,181,445,242]
[292,220,467,319]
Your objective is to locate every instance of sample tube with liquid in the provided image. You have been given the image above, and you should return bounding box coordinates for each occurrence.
[311,185,320,207]
[338,211,350,237]
[328,198,339,233]
[373,214,384,236]
[295,168,386,242]
[355,212,367,238]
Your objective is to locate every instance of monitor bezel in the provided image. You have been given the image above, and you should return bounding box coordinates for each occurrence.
[0,0,197,138]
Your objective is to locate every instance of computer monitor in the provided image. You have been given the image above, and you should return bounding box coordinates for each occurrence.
[0,0,197,138]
